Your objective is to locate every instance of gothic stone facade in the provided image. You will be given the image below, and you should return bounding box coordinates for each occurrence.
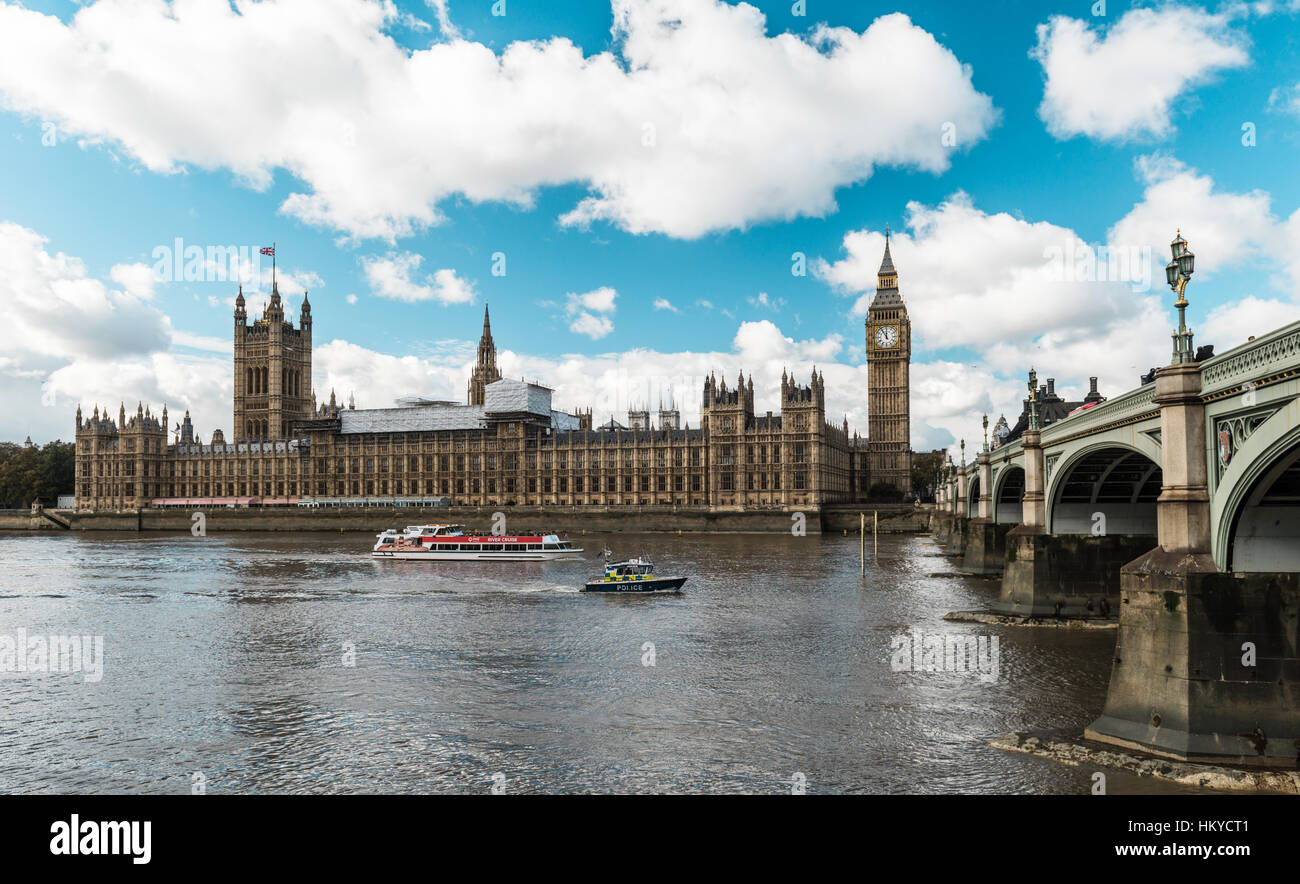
[74,300,875,511]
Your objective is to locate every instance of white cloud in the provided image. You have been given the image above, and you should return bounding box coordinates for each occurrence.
[1107,155,1279,276]
[362,252,475,304]
[0,0,997,240]
[566,286,617,315]
[652,297,678,312]
[345,293,358,305]
[1202,296,1299,348]
[313,318,861,432]
[1269,81,1300,115]
[565,286,617,339]
[0,221,171,367]
[569,312,615,340]
[1031,6,1249,141]
[0,220,245,441]
[748,291,786,311]
[818,191,1165,358]
[424,0,459,39]
[108,261,157,300]
[171,330,231,353]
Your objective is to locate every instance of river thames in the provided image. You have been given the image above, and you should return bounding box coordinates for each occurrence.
[0,529,1197,794]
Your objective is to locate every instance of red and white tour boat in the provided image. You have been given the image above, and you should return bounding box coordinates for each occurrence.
[372,524,583,561]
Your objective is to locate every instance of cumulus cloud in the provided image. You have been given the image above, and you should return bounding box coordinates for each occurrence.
[1107,155,1279,275]
[1202,296,1300,348]
[362,252,475,304]
[0,0,996,240]
[0,221,171,367]
[312,317,862,433]
[565,286,617,339]
[652,298,678,312]
[0,220,245,440]
[1031,5,1249,141]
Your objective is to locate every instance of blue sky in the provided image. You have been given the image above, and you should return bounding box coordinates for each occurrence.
[1,0,1298,449]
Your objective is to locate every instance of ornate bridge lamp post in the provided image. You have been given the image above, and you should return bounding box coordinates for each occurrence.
[1165,230,1196,364]
[1020,368,1046,530]
[955,439,968,517]
[976,416,992,521]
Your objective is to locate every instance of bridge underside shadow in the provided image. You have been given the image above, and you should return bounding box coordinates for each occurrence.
[996,447,1160,619]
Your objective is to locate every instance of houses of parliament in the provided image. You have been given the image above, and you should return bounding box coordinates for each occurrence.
[73,242,911,511]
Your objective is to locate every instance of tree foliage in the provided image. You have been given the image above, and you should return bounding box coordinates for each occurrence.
[867,481,903,502]
[910,449,946,502]
[0,441,75,509]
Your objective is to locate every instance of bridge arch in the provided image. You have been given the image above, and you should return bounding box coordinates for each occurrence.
[966,472,980,518]
[1046,443,1161,536]
[992,464,1023,524]
[1215,410,1300,571]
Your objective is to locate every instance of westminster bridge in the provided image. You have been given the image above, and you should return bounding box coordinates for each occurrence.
[929,234,1299,768]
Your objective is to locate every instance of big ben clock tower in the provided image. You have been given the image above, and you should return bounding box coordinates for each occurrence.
[866,228,912,495]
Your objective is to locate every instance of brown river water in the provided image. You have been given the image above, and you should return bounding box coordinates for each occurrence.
[0,529,1200,794]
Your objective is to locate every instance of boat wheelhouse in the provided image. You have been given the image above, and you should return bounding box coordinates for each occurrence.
[581,556,687,593]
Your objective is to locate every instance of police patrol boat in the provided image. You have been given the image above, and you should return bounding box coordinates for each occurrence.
[581,551,687,593]
[372,524,583,561]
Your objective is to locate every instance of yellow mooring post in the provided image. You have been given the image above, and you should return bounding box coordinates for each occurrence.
[860,512,865,575]
[874,510,879,558]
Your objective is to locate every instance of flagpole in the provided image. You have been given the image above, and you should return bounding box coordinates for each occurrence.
[272,240,276,290]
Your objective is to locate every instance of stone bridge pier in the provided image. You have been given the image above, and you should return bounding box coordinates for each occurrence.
[944,454,970,556]
[1086,360,1300,765]
[960,450,1007,575]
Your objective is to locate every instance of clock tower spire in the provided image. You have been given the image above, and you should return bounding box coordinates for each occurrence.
[866,226,912,495]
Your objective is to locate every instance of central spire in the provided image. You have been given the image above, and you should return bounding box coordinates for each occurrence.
[468,302,502,406]
[878,224,896,279]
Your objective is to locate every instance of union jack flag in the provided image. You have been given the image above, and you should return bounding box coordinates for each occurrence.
[260,246,275,256]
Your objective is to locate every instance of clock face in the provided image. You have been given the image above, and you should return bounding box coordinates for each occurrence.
[874,325,899,349]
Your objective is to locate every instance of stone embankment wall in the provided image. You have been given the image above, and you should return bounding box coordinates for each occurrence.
[0,504,928,535]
